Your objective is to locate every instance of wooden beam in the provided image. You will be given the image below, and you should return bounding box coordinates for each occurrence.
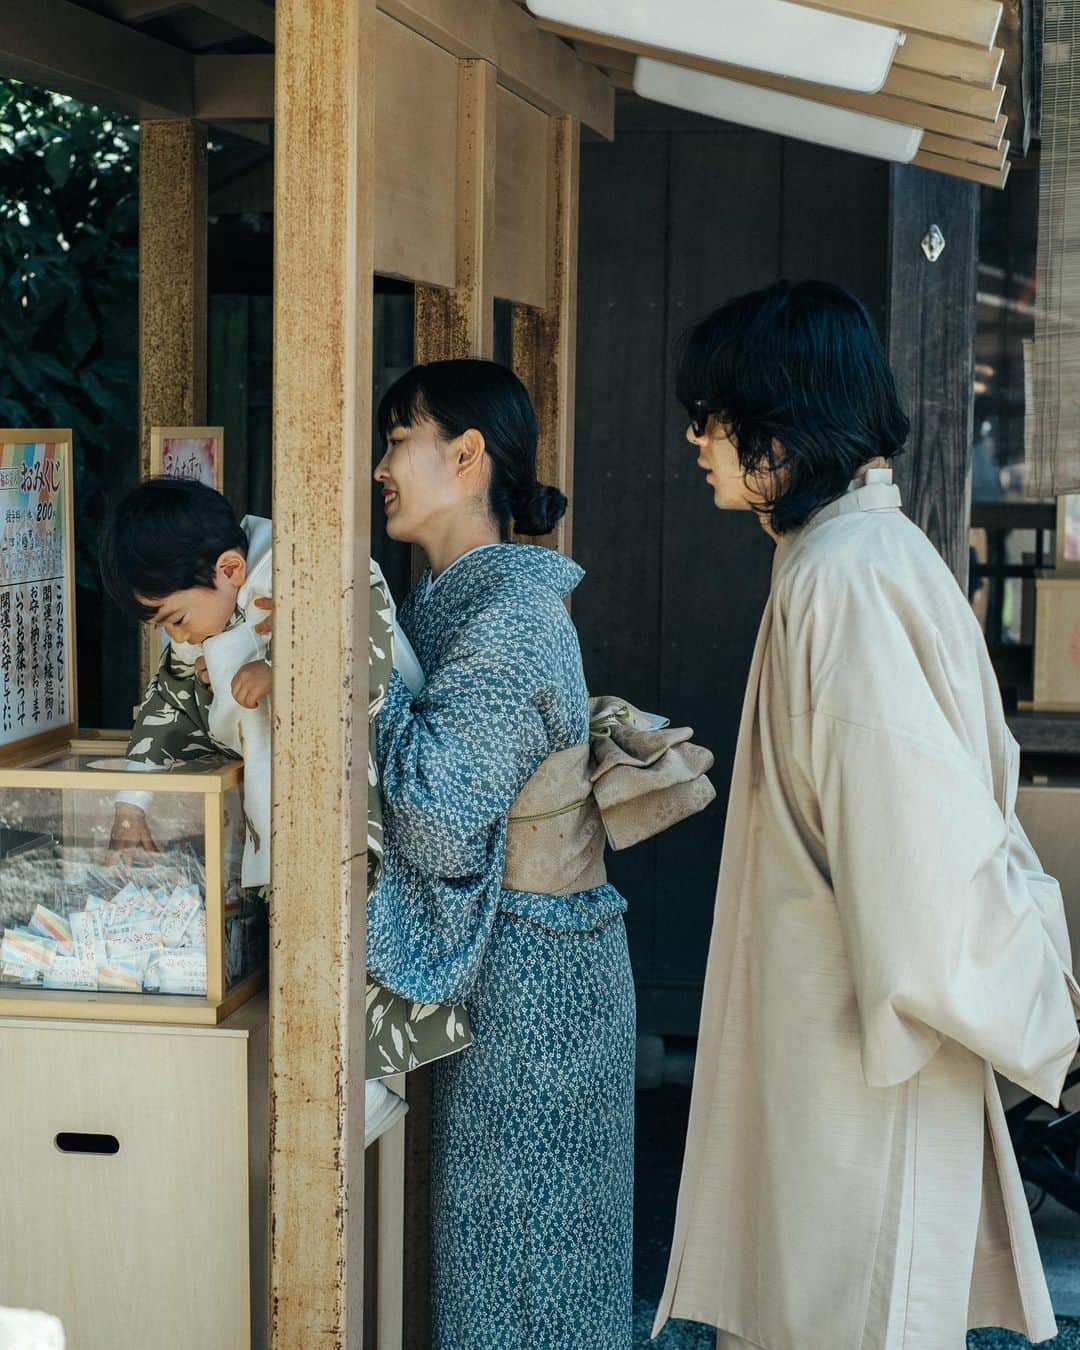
[139,121,208,477]
[789,0,1002,48]
[920,130,1009,167]
[271,0,374,1347]
[494,0,612,135]
[194,55,275,119]
[567,39,635,77]
[690,67,1008,147]
[374,14,459,287]
[913,147,1010,186]
[138,119,208,689]
[494,87,550,308]
[195,0,275,42]
[627,45,1006,146]
[0,0,193,117]
[535,22,1005,143]
[894,34,1004,86]
[402,1068,434,1350]
[549,17,1006,91]
[883,67,1005,118]
[377,0,614,136]
[998,0,1033,156]
[101,0,185,18]
[511,113,579,558]
[414,58,498,360]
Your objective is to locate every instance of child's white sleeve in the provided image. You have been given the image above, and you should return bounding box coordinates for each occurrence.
[393,620,425,696]
[116,761,157,814]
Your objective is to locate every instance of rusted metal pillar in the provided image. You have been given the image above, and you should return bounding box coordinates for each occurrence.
[270,0,375,1345]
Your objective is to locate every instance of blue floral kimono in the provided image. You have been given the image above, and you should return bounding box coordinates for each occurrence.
[368,543,635,1350]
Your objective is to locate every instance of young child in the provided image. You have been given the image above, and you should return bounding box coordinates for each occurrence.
[102,478,272,883]
[101,478,471,1142]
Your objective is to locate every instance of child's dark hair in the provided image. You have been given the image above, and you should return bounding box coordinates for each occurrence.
[377,358,567,538]
[676,279,910,534]
[100,477,248,621]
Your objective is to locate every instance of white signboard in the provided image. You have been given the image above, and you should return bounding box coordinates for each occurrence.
[0,433,75,752]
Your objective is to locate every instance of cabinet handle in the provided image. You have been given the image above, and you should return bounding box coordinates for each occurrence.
[54,1132,120,1156]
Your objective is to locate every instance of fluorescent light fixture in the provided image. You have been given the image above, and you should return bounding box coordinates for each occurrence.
[526,0,904,94]
[634,58,924,163]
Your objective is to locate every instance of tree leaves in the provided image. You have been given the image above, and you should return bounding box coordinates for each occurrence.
[0,79,139,586]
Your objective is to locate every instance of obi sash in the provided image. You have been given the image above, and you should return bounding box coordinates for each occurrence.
[501,696,716,896]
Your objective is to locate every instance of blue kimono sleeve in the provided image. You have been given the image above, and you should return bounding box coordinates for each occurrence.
[376,629,550,879]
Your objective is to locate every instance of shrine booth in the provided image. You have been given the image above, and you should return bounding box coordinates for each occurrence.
[0,1,1056,1348]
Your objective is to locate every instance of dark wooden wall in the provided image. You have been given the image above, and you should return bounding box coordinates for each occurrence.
[888,167,980,590]
[573,97,900,1037]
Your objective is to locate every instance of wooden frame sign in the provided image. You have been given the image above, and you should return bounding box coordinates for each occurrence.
[0,431,76,760]
[150,426,224,491]
[1057,494,1080,576]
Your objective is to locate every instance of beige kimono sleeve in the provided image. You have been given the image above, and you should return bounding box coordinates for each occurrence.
[807,712,1079,1104]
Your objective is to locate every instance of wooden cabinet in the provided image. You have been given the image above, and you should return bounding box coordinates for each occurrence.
[0,996,268,1349]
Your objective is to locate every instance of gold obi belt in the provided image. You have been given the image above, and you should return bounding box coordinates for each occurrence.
[501,696,716,896]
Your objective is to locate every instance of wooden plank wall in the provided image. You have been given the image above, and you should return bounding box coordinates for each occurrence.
[888,166,981,589]
[573,100,891,1036]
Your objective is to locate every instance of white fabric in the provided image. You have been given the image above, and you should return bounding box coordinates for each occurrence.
[0,1308,65,1350]
[372,557,424,694]
[656,472,1080,1350]
[365,1078,408,1147]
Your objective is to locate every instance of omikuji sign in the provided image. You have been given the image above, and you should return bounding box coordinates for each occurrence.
[0,433,75,754]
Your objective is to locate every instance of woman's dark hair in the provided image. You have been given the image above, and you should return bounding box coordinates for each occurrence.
[377,358,567,538]
[100,477,248,621]
[676,279,910,533]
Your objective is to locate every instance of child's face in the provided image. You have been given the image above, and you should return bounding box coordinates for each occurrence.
[139,550,246,645]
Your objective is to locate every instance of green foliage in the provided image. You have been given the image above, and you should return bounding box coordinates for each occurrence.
[0,80,138,585]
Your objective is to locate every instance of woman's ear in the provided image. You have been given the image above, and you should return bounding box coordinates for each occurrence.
[456,428,487,480]
[217,548,248,590]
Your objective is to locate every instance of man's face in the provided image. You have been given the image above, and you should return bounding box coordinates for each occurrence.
[686,415,756,511]
[138,551,245,645]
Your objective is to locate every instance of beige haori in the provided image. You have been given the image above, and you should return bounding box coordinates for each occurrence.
[503,697,716,895]
[656,472,1080,1350]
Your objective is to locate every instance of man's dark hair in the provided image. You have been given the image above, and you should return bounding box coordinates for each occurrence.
[100,477,248,621]
[676,279,910,534]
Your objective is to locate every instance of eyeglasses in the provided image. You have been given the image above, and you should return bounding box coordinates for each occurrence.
[688,400,711,438]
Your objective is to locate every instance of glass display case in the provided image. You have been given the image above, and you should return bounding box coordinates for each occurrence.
[0,739,267,1023]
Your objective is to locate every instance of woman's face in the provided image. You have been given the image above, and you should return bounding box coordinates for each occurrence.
[374,416,470,543]
[686,415,761,512]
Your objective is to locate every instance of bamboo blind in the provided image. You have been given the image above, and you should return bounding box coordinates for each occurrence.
[1026,0,1080,494]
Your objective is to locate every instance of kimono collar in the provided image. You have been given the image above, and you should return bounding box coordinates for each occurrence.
[418,541,584,602]
[772,465,902,573]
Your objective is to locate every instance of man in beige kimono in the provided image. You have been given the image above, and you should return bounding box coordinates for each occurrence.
[657,280,1080,1350]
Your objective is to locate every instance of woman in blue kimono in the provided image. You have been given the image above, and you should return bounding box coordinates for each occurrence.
[369,359,635,1349]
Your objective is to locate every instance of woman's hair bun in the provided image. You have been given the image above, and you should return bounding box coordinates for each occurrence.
[512,482,568,537]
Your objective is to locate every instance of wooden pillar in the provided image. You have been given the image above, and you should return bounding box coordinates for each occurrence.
[414,59,497,364]
[511,114,580,558]
[138,119,208,471]
[270,0,374,1344]
[137,118,207,688]
[887,164,980,590]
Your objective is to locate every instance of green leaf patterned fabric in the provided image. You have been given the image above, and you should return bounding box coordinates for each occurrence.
[365,560,473,1079]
